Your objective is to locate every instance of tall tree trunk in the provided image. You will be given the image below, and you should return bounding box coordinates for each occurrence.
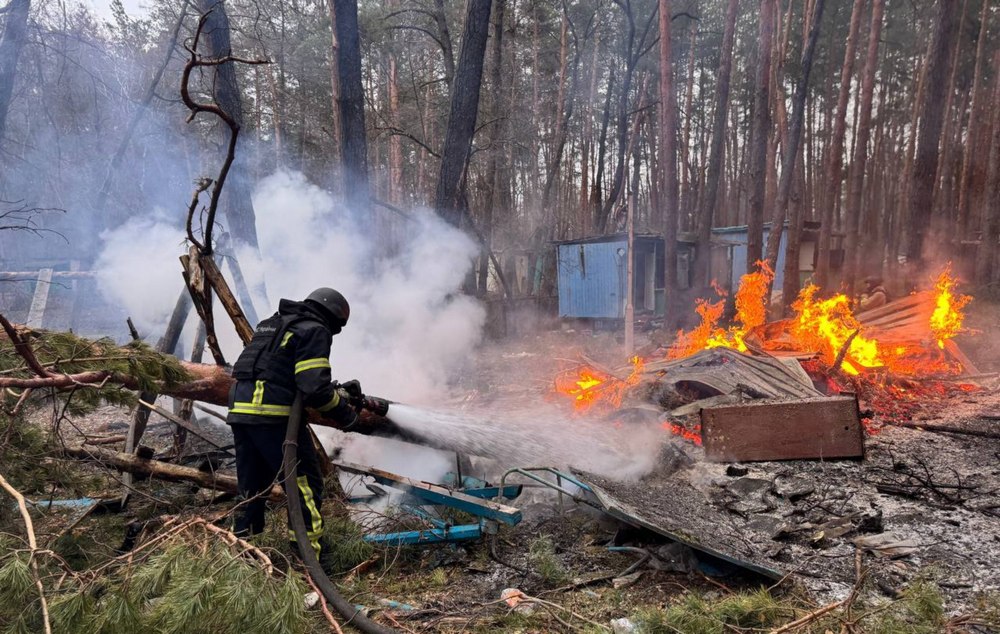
[591,63,615,230]
[768,0,825,305]
[325,0,342,185]
[974,51,1000,285]
[694,0,738,290]
[680,20,697,226]
[196,0,261,251]
[815,0,865,290]
[579,33,601,235]
[432,0,456,86]
[905,0,959,264]
[930,0,966,225]
[434,0,493,229]
[746,0,776,271]
[542,6,586,213]
[333,0,371,222]
[597,3,641,233]
[841,0,883,294]
[0,0,29,156]
[957,0,991,240]
[658,0,679,326]
[479,0,506,294]
[388,55,402,205]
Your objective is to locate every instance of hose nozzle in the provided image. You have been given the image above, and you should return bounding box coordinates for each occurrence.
[362,396,390,417]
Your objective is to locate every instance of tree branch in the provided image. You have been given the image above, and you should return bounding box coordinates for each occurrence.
[0,472,52,634]
[0,313,52,377]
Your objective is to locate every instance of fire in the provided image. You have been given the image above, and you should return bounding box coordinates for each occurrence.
[554,356,644,413]
[929,266,971,349]
[669,262,774,357]
[791,285,882,375]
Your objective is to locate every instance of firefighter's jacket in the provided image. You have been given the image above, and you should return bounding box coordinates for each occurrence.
[227,299,354,427]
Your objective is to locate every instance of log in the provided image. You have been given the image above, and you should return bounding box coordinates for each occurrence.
[63,445,283,501]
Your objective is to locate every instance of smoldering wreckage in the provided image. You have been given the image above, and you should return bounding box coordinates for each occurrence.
[2,240,999,633]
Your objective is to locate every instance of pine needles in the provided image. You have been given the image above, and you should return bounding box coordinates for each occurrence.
[0,526,321,634]
[0,328,191,413]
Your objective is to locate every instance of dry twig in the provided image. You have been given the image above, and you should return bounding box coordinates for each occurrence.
[0,472,53,634]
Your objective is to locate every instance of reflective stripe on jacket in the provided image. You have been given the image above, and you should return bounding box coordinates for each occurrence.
[227,299,344,425]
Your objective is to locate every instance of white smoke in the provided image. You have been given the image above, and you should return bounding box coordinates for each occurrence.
[240,170,485,404]
[95,170,485,404]
[94,210,187,333]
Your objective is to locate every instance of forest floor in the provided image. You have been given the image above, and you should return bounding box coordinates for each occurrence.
[2,300,1000,632]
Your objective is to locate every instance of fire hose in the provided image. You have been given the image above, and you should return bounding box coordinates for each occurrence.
[283,392,398,634]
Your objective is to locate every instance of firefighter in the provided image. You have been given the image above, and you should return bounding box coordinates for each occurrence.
[859,275,889,311]
[226,287,361,562]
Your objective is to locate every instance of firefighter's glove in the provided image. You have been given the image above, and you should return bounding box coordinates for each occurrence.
[321,389,360,431]
[341,379,363,400]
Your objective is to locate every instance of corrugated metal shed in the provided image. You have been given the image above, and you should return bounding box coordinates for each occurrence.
[555,235,663,319]
[557,240,626,318]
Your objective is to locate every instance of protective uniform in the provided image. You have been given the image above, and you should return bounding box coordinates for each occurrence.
[227,292,357,556]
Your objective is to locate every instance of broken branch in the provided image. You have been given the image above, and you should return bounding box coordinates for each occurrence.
[62,445,283,501]
[0,472,53,634]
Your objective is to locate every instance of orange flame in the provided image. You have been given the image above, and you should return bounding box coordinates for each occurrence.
[929,266,971,349]
[791,285,882,375]
[554,356,644,413]
[669,262,774,357]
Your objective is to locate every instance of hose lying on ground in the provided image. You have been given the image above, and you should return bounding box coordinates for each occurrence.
[283,393,398,634]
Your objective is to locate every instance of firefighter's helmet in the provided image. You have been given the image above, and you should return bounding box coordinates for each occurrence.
[305,288,350,328]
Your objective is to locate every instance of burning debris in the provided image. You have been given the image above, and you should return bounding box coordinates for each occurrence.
[555,263,979,440]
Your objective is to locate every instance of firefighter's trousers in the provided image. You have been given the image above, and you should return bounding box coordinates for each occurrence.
[231,423,325,555]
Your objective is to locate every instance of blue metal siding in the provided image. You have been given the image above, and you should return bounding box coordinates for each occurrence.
[557,241,628,318]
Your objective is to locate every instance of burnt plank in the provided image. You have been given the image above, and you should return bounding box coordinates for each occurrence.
[701,396,864,462]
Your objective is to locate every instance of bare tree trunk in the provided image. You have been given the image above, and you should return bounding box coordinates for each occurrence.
[388,55,402,205]
[746,0,776,271]
[579,33,601,235]
[591,64,615,230]
[196,0,261,251]
[905,0,959,264]
[659,0,679,326]
[815,0,865,290]
[974,51,1000,285]
[325,0,342,183]
[598,3,641,233]
[958,0,991,240]
[434,0,493,230]
[680,20,697,226]
[841,0,883,294]
[694,0,739,290]
[432,0,456,86]
[767,0,825,306]
[0,0,29,155]
[930,0,966,225]
[333,0,371,222]
[480,0,506,295]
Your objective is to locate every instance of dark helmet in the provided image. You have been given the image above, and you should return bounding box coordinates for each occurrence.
[305,288,350,329]
[864,275,883,288]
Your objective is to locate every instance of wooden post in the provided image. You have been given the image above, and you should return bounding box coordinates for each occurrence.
[625,189,635,357]
[25,268,52,328]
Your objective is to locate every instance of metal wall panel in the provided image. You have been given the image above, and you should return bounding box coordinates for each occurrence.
[557,241,628,318]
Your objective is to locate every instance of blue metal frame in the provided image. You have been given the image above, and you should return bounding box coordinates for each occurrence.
[336,462,525,547]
